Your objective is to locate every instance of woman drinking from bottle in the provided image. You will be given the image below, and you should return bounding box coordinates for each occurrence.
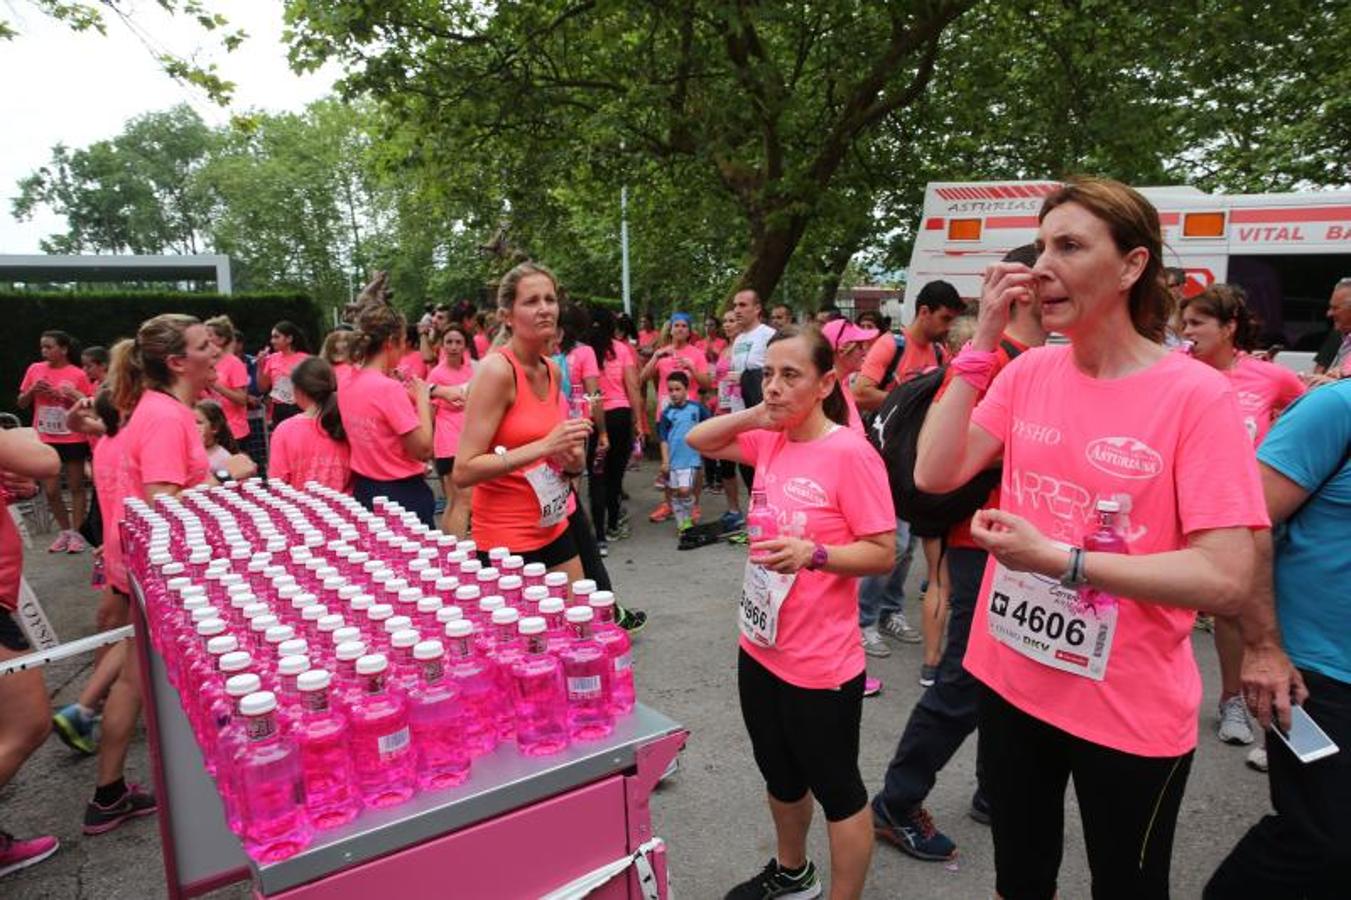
[916,177,1269,899]
[427,324,476,535]
[455,263,591,580]
[687,325,895,900]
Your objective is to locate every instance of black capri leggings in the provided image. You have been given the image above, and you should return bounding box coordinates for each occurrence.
[589,407,633,540]
[353,473,437,528]
[737,648,867,822]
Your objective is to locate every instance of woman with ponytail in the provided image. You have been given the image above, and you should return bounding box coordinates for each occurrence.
[269,357,352,493]
[337,304,437,524]
[686,324,895,899]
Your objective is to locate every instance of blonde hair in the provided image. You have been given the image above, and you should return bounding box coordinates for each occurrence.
[320,330,353,365]
[945,315,978,354]
[204,315,236,345]
[107,314,200,416]
[349,304,406,365]
[496,262,558,310]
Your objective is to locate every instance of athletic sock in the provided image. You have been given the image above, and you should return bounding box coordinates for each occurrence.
[93,778,127,807]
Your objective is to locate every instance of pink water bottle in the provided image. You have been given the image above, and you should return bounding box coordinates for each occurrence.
[559,607,615,741]
[443,620,501,756]
[747,488,777,562]
[589,591,635,715]
[407,640,472,790]
[215,672,264,833]
[543,571,569,602]
[294,670,361,829]
[509,617,570,756]
[347,654,417,809]
[522,562,547,590]
[232,690,313,862]
[1079,499,1128,612]
[570,579,596,608]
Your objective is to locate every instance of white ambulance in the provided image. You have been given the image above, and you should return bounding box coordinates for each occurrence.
[901,180,1351,372]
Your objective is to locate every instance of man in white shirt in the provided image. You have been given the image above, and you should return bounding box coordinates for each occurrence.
[729,289,778,493]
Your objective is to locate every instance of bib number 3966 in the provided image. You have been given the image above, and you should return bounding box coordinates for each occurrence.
[738,561,795,648]
[986,559,1116,681]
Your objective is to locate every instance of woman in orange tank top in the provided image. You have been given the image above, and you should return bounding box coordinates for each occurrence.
[455,263,592,580]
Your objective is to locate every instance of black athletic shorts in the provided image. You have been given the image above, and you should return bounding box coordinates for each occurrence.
[737,648,867,822]
[434,457,455,478]
[475,527,579,571]
[53,441,90,464]
[0,608,32,652]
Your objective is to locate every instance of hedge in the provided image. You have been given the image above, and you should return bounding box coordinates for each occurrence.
[2,291,322,417]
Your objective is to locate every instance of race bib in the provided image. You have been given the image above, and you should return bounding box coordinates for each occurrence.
[738,560,795,648]
[523,462,571,528]
[718,375,744,412]
[986,553,1117,681]
[36,404,70,436]
[271,374,295,405]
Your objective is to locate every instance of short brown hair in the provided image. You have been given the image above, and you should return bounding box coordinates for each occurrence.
[1040,177,1169,342]
[1181,283,1254,351]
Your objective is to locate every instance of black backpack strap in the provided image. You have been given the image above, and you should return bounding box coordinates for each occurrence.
[878,333,907,391]
[999,338,1022,360]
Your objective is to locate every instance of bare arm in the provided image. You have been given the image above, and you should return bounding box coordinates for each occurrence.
[754,530,894,577]
[582,374,607,444]
[398,378,436,461]
[623,363,646,436]
[0,428,60,479]
[850,375,889,412]
[211,382,248,406]
[685,405,771,466]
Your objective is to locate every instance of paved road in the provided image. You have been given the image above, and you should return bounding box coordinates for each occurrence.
[3,477,1270,898]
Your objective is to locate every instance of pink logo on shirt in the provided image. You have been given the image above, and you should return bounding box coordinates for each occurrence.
[781,477,829,508]
[1084,437,1163,480]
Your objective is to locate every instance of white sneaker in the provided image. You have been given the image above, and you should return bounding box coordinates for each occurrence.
[1246,746,1268,772]
[862,627,891,658]
[880,612,922,644]
[1218,696,1255,745]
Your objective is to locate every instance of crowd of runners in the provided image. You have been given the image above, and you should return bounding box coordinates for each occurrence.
[1,176,1349,899]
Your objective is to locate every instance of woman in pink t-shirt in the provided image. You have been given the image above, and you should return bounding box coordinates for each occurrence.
[427,325,476,535]
[1181,283,1306,747]
[687,325,894,899]
[204,316,253,443]
[917,178,1270,896]
[320,330,358,390]
[337,304,436,525]
[17,330,93,552]
[256,320,310,427]
[585,307,644,553]
[269,357,352,494]
[820,317,880,436]
[395,325,430,382]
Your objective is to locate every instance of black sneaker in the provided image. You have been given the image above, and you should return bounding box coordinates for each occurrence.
[616,607,647,634]
[969,789,992,825]
[83,784,157,835]
[872,798,956,861]
[725,858,821,899]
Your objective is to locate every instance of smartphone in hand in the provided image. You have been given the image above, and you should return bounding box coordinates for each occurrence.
[1270,704,1339,764]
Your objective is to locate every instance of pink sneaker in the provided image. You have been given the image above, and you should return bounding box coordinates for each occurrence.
[65,532,88,554]
[864,676,883,698]
[0,830,59,878]
[47,531,71,553]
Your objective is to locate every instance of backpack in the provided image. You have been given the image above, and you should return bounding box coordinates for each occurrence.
[868,340,1020,538]
[876,333,946,393]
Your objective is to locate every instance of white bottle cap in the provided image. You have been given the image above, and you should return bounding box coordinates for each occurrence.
[436,605,464,624]
[455,585,481,602]
[278,655,310,677]
[589,590,616,609]
[488,546,509,561]
[242,602,269,620]
[316,613,346,633]
[367,603,394,622]
[544,572,568,588]
[384,615,413,635]
[499,575,523,592]
[302,604,329,623]
[523,586,549,602]
[565,606,595,624]
[390,629,421,649]
[265,624,296,645]
[226,673,262,697]
[220,651,252,673]
[333,626,362,646]
[478,596,505,614]
[385,577,409,594]
[523,562,547,578]
[446,549,469,565]
[460,559,483,575]
[419,567,444,582]
[239,691,277,717]
[444,619,474,639]
[397,587,422,606]
[335,640,367,662]
[297,669,331,692]
[355,653,388,675]
[292,592,318,609]
[539,597,565,615]
[278,638,309,658]
[349,593,374,612]
[417,596,442,615]
[572,579,597,596]
[491,608,521,626]
[206,635,239,656]
[337,585,362,601]
[250,614,280,634]
[436,576,458,592]
[476,567,499,584]
[518,616,547,636]
[414,640,444,661]
[196,618,227,637]
[503,554,524,571]
[458,540,477,555]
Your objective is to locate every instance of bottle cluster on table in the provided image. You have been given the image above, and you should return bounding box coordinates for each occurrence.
[123,479,637,863]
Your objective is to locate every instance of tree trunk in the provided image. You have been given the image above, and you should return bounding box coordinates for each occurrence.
[815,238,861,312]
[735,211,811,303]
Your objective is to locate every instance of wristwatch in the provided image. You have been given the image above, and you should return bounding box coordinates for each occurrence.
[1058,546,1087,588]
[806,542,828,571]
[213,468,232,484]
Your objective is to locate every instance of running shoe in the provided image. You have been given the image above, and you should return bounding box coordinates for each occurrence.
[724,858,821,900]
[969,790,992,825]
[52,704,97,755]
[1245,746,1268,772]
[83,784,157,836]
[605,523,631,542]
[615,509,631,530]
[864,676,883,697]
[872,800,956,862]
[65,532,89,554]
[1218,696,1254,745]
[0,831,59,879]
[720,510,746,531]
[648,502,673,523]
[880,611,922,644]
[862,628,891,659]
[48,531,71,553]
[919,664,938,688]
[597,541,609,558]
[616,607,648,634]
[677,518,693,532]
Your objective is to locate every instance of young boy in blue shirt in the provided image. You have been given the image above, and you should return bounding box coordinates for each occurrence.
[656,370,711,530]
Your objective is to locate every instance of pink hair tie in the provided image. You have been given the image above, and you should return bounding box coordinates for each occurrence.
[950,342,999,393]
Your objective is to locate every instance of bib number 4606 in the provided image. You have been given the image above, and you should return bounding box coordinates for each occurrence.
[991,591,1086,646]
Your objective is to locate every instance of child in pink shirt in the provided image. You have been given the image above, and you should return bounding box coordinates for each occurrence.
[269,358,352,493]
